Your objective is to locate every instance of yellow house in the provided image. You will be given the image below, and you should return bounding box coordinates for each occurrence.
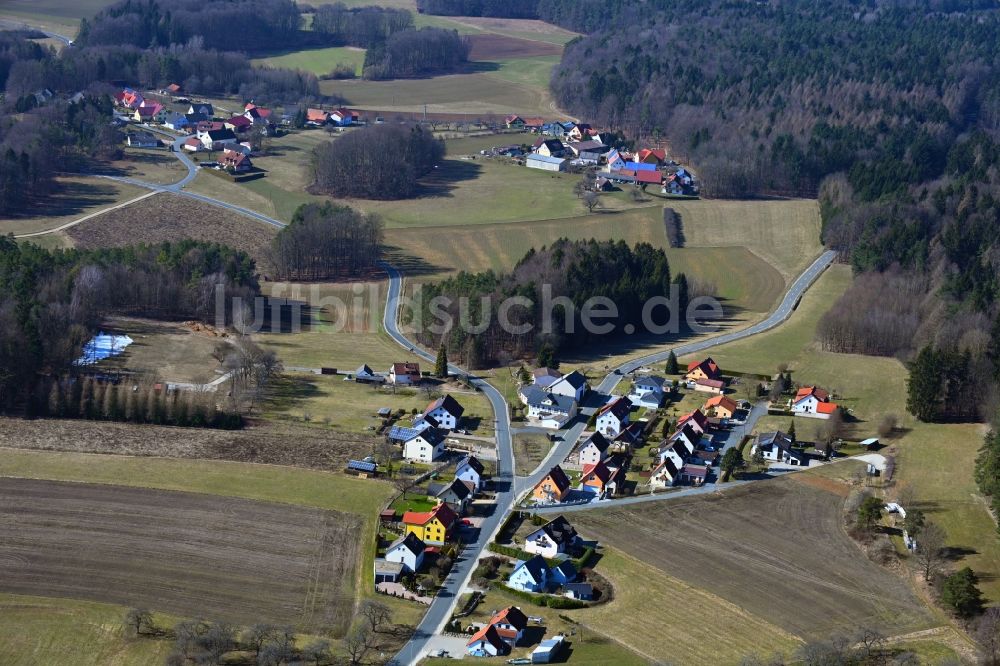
[704,395,738,419]
[532,465,571,503]
[685,357,721,382]
[402,503,456,545]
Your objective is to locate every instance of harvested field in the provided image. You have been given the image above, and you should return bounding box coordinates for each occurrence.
[66,193,277,270]
[465,33,562,60]
[0,417,375,473]
[0,175,147,236]
[573,476,936,642]
[0,477,362,632]
[444,16,579,45]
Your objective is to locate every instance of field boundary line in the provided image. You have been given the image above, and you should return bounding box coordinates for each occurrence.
[13,190,160,238]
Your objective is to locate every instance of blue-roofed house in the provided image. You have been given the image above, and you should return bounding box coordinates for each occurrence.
[549,560,577,586]
[508,555,549,593]
[402,427,446,462]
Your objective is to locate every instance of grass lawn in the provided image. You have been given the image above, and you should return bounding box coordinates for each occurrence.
[512,433,552,475]
[108,147,187,185]
[1,176,148,236]
[252,46,366,77]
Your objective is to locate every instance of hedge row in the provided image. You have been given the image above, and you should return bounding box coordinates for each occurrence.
[489,583,588,609]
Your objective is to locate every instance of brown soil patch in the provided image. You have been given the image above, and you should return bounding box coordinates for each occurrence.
[0,477,361,631]
[65,193,277,271]
[788,471,852,497]
[0,417,375,473]
[465,33,562,60]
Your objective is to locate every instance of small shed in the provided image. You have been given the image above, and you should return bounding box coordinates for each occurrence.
[531,635,565,663]
[860,437,880,450]
[347,458,378,478]
[373,559,403,584]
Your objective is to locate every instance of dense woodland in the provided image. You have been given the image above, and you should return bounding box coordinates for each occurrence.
[270,202,383,280]
[415,0,540,19]
[311,4,413,48]
[311,124,444,199]
[0,237,258,412]
[362,27,469,80]
[411,239,682,368]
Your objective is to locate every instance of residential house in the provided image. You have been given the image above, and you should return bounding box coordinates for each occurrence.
[637,148,666,164]
[455,455,485,492]
[566,139,604,157]
[306,108,330,126]
[354,364,382,383]
[634,169,664,187]
[567,123,593,141]
[580,144,611,163]
[752,431,809,466]
[677,409,709,435]
[604,149,627,171]
[650,457,680,488]
[166,83,182,95]
[330,108,357,126]
[693,449,720,466]
[670,424,702,454]
[685,357,722,382]
[522,117,546,131]
[657,442,688,471]
[693,378,726,395]
[220,148,253,173]
[520,385,578,429]
[225,115,252,133]
[535,139,565,158]
[133,102,166,124]
[524,515,579,558]
[198,128,238,150]
[182,137,202,152]
[422,395,464,431]
[122,89,144,109]
[186,112,208,126]
[704,395,738,420]
[548,371,588,403]
[508,555,549,592]
[629,375,667,408]
[532,465,571,503]
[428,478,472,514]
[614,421,646,448]
[595,396,631,437]
[388,362,421,385]
[187,103,214,117]
[580,461,618,495]
[532,367,561,388]
[244,104,275,132]
[541,122,567,137]
[384,532,425,573]
[623,161,658,172]
[549,561,577,586]
[504,114,525,130]
[577,432,610,467]
[467,624,509,657]
[163,113,190,131]
[680,464,708,485]
[791,386,839,420]
[401,427,446,462]
[126,132,159,148]
[402,502,457,545]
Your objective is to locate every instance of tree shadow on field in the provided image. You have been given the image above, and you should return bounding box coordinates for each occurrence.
[380,245,449,278]
[6,178,122,219]
[414,159,482,199]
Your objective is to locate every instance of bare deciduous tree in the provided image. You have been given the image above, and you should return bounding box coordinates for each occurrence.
[124,608,153,636]
[360,599,392,633]
[914,522,947,580]
[581,191,602,213]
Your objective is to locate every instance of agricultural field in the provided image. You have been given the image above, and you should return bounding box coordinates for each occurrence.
[252,46,366,77]
[574,476,938,653]
[0,477,361,631]
[65,193,278,270]
[0,176,148,237]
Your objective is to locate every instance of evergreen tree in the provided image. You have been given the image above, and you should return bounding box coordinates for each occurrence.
[517,365,531,384]
[941,567,984,617]
[856,495,884,532]
[79,377,95,420]
[907,345,941,421]
[47,380,63,418]
[787,419,796,442]
[434,344,448,378]
[665,350,679,375]
[537,344,558,369]
[673,273,689,319]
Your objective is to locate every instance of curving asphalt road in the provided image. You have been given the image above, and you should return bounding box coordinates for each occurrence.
[381,250,835,664]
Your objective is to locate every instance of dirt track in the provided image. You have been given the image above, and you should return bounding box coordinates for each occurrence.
[574,476,936,641]
[0,477,361,632]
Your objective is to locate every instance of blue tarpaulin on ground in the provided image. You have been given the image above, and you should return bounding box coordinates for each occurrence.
[74,332,133,366]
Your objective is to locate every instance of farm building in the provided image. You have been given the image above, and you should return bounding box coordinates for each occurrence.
[532,636,565,663]
[526,154,567,172]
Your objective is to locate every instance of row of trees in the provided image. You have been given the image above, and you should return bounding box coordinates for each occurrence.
[78,0,301,51]
[311,123,444,199]
[362,27,469,80]
[412,239,679,368]
[269,202,383,280]
[311,4,413,47]
[906,345,984,422]
[415,0,540,18]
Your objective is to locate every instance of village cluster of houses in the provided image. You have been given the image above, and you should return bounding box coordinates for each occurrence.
[501,114,697,196]
[305,107,359,127]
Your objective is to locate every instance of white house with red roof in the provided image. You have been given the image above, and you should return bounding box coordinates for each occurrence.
[595,396,631,437]
[791,386,838,420]
[677,409,709,435]
[388,362,421,385]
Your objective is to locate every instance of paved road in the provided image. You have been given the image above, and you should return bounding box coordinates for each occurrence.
[382,251,834,663]
[0,19,73,45]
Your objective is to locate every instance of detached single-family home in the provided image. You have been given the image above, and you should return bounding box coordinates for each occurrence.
[637,148,666,164]
[686,357,722,382]
[133,102,167,124]
[791,386,839,420]
[522,116,546,131]
[187,103,214,118]
[508,555,549,593]
[126,132,159,148]
[163,113,190,131]
[455,455,485,492]
[220,148,253,172]
[670,424,702,454]
[629,375,667,408]
[225,115,252,133]
[198,128,238,150]
[677,409,709,435]
[704,395,738,420]
[580,461,618,495]
[658,442,688,471]
[526,154,566,171]
[549,560,578,586]
[595,396,631,437]
[402,502,457,545]
[384,532,425,574]
[467,606,528,656]
[422,395,464,431]
[532,367,562,388]
[566,139,603,157]
[467,624,509,657]
[122,89,144,109]
[520,385,578,429]
[504,114,525,130]
[401,427,446,463]
[535,139,565,158]
[532,465,571,503]
[650,457,680,488]
[182,137,202,152]
[306,108,330,125]
[330,108,358,126]
[542,122,567,137]
[388,362,421,385]
[549,371,588,403]
[567,123,593,141]
[428,478,472,514]
[524,515,579,558]
[680,463,709,485]
[693,378,726,395]
[166,83,182,95]
[752,431,810,466]
[577,432,610,467]
[604,149,627,171]
[354,364,382,383]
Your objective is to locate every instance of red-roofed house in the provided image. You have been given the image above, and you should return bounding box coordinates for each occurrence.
[402,503,456,545]
[522,117,546,131]
[220,148,253,172]
[686,357,722,382]
[693,378,725,395]
[704,395,738,419]
[306,108,330,125]
[677,409,709,435]
[791,386,838,420]
[580,461,619,495]
[166,83,182,94]
[504,114,524,129]
[225,115,252,132]
[634,169,664,186]
[467,624,508,657]
[183,137,202,152]
[133,102,166,123]
[388,362,421,385]
[637,148,666,164]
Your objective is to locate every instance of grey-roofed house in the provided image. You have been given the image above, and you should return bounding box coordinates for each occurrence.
[354,364,382,384]
[456,455,485,491]
[422,394,465,430]
[751,430,809,466]
[428,478,472,514]
[532,367,562,388]
[524,515,579,558]
[550,560,577,586]
[578,432,611,467]
[520,385,578,429]
[384,532,425,573]
[508,555,549,593]
[398,427,447,463]
[629,374,667,408]
[548,370,588,402]
[187,102,214,117]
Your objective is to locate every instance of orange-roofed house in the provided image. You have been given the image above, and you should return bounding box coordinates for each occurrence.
[791,386,839,420]
[677,409,709,435]
[533,465,571,503]
[504,114,524,129]
[704,395,738,420]
[489,606,528,645]
[467,624,509,657]
[580,461,620,496]
[402,503,456,545]
[637,148,666,164]
[306,108,330,125]
[685,357,722,382]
